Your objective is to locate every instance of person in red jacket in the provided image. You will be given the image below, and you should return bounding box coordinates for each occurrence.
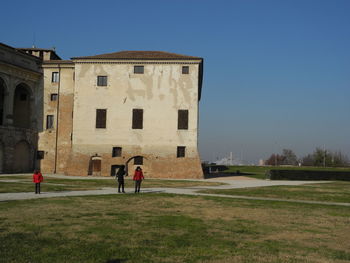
[32,170,43,194]
[133,166,144,193]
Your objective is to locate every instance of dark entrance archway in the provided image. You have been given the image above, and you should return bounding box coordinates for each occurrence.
[14,140,31,173]
[125,155,147,176]
[0,78,6,126]
[13,83,32,128]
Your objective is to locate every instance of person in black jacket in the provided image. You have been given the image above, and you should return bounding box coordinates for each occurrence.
[116,165,126,193]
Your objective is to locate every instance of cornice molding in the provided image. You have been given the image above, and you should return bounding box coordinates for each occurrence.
[73,61,201,65]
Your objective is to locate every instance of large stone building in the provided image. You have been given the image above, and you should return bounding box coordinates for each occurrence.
[0,43,43,173]
[0,43,204,178]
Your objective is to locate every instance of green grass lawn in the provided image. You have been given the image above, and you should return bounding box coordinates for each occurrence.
[223,166,350,179]
[0,175,224,193]
[199,182,350,203]
[1,193,349,262]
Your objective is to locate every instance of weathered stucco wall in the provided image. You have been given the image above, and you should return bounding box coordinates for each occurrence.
[69,60,202,178]
[38,58,203,178]
[38,63,74,173]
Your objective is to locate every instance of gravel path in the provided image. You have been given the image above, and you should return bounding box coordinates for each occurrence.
[1,174,347,206]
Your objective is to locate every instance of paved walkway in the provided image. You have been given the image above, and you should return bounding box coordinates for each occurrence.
[1,173,348,206]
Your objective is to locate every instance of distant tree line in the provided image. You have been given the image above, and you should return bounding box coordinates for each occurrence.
[265,148,350,167]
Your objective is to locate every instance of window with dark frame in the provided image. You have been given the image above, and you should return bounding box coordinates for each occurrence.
[182,66,189,74]
[46,115,54,129]
[134,156,143,165]
[134,66,144,74]
[97,76,108,86]
[52,72,59,83]
[132,109,143,129]
[177,146,186,158]
[178,109,189,130]
[96,109,107,129]
[50,93,58,101]
[112,147,122,157]
[36,151,45,160]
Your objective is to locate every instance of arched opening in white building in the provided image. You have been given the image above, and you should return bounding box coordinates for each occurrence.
[14,140,31,173]
[13,83,32,129]
[125,155,147,176]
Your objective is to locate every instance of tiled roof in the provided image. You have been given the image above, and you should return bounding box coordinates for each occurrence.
[0,43,41,60]
[17,47,56,52]
[72,51,202,60]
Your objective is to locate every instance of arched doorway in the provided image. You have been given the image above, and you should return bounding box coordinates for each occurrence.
[14,141,31,173]
[125,155,147,176]
[88,155,102,176]
[0,141,4,173]
[0,78,5,126]
[13,83,32,128]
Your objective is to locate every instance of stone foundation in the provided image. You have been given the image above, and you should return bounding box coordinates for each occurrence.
[60,150,203,179]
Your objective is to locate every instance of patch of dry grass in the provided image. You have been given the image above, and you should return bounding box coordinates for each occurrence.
[0,176,225,193]
[1,193,350,262]
[200,182,350,203]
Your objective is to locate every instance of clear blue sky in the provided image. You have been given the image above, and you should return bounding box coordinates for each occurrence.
[2,0,349,163]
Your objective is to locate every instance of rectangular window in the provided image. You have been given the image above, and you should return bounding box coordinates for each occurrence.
[182,66,189,74]
[46,115,54,129]
[36,151,45,160]
[134,156,143,165]
[132,109,143,129]
[97,76,108,86]
[112,147,122,157]
[96,109,107,129]
[52,72,59,83]
[177,146,186,158]
[50,93,58,101]
[134,66,144,74]
[178,110,189,130]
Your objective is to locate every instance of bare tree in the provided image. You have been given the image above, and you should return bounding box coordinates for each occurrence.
[265,154,285,166]
[281,149,298,165]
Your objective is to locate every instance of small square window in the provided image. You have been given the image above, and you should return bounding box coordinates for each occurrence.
[182,66,189,74]
[97,76,108,86]
[50,93,58,101]
[36,151,45,160]
[177,146,186,158]
[112,147,122,157]
[52,72,59,83]
[46,115,54,129]
[134,66,144,74]
[134,156,143,165]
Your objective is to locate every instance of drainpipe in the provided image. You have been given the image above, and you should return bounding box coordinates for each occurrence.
[54,66,61,173]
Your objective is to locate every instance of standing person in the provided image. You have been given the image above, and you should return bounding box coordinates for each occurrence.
[133,166,144,193]
[116,165,126,193]
[32,170,43,194]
